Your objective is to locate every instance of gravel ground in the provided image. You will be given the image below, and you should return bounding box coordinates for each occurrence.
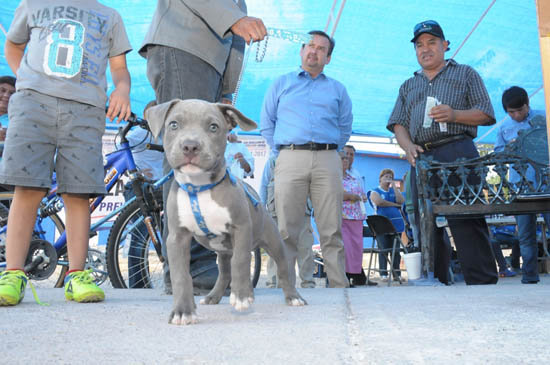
[2,273,549,364]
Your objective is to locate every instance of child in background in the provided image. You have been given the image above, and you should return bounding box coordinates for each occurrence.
[0,0,132,305]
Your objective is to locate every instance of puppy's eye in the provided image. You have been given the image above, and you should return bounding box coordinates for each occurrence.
[168,121,178,130]
[209,123,219,132]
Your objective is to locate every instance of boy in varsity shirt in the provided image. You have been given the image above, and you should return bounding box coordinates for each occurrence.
[0,0,132,305]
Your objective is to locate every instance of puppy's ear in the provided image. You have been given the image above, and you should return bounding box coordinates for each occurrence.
[144,99,180,139]
[216,103,257,131]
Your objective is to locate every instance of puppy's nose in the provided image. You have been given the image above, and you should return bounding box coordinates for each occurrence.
[182,140,200,156]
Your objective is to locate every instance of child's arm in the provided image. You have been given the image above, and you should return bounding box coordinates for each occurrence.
[5,39,27,75]
[107,53,131,123]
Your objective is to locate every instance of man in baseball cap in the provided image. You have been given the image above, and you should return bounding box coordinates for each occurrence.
[387,19,498,286]
[411,20,450,51]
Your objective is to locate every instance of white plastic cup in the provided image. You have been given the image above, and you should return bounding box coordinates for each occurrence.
[403,252,422,280]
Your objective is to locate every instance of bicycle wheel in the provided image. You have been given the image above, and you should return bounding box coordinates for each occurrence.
[107,199,164,289]
[0,202,67,288]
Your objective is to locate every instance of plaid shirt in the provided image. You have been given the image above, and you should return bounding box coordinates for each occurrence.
[387,59,495,144]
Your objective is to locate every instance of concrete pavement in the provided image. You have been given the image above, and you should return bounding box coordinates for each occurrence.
[1,274,549,364]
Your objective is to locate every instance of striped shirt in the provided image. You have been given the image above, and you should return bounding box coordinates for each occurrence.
[387,59,495,144]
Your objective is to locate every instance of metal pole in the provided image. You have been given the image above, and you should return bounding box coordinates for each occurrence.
[330,0,347,38]
[451,0,496,60]
[324,0,338,33]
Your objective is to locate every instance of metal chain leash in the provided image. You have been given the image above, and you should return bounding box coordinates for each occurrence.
[232,35,268,106]
[255,34,268,62]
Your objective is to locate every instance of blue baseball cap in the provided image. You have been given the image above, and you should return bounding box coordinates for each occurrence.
[411,20,450,50]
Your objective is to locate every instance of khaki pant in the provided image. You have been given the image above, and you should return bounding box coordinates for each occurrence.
[274,149,349,288]
[266,216,315,288]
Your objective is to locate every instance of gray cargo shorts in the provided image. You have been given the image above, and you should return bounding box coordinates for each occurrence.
[0,89,107,196]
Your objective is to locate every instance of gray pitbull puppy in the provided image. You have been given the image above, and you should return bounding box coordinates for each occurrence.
[145,99,306,325]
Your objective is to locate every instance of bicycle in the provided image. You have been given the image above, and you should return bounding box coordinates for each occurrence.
[0,113,166,288]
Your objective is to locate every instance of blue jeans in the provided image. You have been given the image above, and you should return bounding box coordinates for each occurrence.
[516,213,550,283]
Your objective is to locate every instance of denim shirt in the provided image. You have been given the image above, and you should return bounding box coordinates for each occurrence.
[494,109,546,183]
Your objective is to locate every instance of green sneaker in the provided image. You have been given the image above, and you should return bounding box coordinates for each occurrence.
[64,269,105,303]
[0,270,27,306]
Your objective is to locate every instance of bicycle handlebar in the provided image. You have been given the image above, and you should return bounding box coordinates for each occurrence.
[105,105,151,143]
[121,112,150,138]
[146,143,164,152]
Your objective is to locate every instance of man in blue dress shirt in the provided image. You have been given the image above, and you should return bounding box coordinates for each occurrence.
[495,86,549,284]
[260,30,353,288]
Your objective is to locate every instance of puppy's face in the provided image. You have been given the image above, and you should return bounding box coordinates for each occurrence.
[164,102,228,177]
[145,99,257,181]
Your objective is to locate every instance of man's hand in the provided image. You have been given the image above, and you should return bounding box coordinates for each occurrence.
[230,16,267,44]
[431,107,493,126]
[107,87,131,122]
[393,124,423,167]
[404,143,424,167]
[429,104,456,123]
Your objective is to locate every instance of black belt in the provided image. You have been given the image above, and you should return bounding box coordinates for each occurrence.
[279,142,338,151]
[421,134,467,151]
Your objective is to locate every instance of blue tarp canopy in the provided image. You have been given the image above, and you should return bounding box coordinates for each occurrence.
[0,0,545,144]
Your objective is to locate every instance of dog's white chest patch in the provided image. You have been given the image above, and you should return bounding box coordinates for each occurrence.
[176,188,232,240]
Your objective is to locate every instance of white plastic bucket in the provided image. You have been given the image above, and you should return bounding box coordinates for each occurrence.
[403,252,422,280]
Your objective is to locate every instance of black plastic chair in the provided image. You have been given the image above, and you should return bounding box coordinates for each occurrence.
[365,215,408,286]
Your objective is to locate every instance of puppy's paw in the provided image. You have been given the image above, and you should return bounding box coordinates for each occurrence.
[169,311,199,325]
[200,294,222,305]
[229,292,254,312]
[285,293,307,306]
[234,298,252,312]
